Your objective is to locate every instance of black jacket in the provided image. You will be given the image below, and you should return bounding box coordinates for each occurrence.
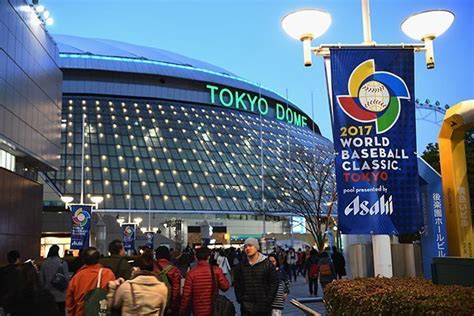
[234,255,279,314]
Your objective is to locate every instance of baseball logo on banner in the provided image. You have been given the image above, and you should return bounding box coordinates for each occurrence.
[330,48,422,235]
[122,223,136,251]
[70,205,92,249]
[144,231,154,249]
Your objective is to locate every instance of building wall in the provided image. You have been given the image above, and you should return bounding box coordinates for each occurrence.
[0,0,62,170]
[0,167,42,265]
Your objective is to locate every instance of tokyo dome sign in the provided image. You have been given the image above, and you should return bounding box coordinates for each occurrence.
[206,84,308,127]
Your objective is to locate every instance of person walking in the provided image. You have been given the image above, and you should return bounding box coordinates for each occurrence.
[40,245,70,315]
[66,247,116,316]
[108,255,168,315]
[153,246,182,316]
[179,247,230,316]
[286,248,297,282]
[234,238,279,316]
[5,260,60,316]
[331,246,346,279]
[306,249,320,296]
[216,249,232,286]
[268,254,290,316]
[0,250,21,312]
[100,240,132,280]
[317,252,335,292]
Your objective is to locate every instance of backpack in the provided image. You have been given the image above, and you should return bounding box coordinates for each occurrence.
[319,263,332,277]
[50,261,68,291]
[84,268,108,316]
[156,264,174,310]
[308,263,319,279]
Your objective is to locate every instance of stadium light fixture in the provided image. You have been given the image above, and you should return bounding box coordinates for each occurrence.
[401,10,455,69]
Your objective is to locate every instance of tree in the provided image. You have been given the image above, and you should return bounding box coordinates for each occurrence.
[265,146,337,251]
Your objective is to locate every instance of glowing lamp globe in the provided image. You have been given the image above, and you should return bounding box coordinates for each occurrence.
[401,10,454,41]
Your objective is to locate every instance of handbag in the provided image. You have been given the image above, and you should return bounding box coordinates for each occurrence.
[50,261,68,291]
[210,264,235,316]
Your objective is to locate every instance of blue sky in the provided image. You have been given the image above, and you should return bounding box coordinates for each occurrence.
[41,0,473,153]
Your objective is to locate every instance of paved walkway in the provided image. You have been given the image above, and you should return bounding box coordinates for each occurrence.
[222,275,327,315]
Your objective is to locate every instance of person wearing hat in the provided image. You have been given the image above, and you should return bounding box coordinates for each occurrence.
[234,238,279,316]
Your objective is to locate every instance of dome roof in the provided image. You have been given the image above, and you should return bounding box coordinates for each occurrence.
[53,34,303,111]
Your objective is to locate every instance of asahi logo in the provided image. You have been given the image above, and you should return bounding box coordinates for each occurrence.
[345,195,393,216]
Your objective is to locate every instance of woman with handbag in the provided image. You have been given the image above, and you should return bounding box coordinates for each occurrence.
[40,245,69,316]
[108,256,168,315]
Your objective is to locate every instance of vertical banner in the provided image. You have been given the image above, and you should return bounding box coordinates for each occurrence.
[418,157,448,278]
[70,205,92,249]
[144,231,154,249]
[330,48,421,235]
[122,223,136,251]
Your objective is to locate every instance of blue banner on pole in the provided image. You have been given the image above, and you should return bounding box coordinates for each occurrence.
[70,205,92,249]
[330,48,421,235]
[122,223,136,251]
[418,157,448,278]
[144,231,154,249]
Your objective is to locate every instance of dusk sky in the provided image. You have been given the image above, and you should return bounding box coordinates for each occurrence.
[41,0,473,153]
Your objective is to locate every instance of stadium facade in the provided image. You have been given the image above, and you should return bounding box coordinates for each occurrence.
[43,35,333,251]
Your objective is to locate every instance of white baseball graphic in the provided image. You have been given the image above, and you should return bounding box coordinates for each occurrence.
[358,80,390,112]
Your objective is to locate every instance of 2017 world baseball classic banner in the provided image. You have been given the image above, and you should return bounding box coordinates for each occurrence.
[122,223,136,250]
[329,48,422,235]
[70,205,92,249]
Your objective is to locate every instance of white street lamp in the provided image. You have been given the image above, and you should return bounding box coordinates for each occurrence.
[281,9,332,66]
[90,196,104,204]
[401,10,455,69]
[116,217,125,226]
[133,217,143,226]
[61,196,74,209]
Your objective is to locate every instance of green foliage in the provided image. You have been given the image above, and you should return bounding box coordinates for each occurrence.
[324,277,474,316]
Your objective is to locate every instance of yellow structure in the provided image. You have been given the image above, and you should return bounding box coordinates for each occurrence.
[439,100,474,257]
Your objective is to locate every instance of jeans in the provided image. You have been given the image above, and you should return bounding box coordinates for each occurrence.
[308,277,318,295]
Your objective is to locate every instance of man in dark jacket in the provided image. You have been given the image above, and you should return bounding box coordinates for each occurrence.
[0,250,21,312]
[331,246,346,279]
[99,240,131,279]
[179,247,229,316]
[234,238,279,316]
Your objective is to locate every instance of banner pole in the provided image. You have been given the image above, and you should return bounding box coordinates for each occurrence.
[361,0,374,44]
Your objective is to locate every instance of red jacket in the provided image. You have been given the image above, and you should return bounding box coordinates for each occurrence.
[66,264,115,316]
[153,258,182,313]
[179,261,230,316]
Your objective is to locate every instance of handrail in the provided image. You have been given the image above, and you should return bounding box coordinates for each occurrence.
[290,299,322,316]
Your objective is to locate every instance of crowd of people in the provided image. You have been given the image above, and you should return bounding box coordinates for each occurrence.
[0,240,346,316]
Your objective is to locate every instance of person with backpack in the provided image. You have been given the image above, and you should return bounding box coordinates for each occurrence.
[66,247,115,316]
[153,246,181,316]
[100,240,131,280]
[108,255,168,315]
[306,249,320,296]
[179,247,230,316]
[234,238,279,316]
[317,252,335,292]
[40,245,70,315]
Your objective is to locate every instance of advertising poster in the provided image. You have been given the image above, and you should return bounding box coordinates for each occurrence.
[144,231,154,249]
[330,48,422,235]
[122,223,136,251]
[70,205,92,249]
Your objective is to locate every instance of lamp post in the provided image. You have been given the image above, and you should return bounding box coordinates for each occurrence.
[282,0,454,277]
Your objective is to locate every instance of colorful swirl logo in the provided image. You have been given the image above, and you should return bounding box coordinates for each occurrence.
[337,59,410,134]
[123,225,135,240]
[72,208,90,227]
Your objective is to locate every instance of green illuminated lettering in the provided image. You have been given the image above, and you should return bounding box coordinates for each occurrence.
[286,108,294,124]
[258,98,269,115]
[276,103,285,120]
[206,84,219,104]
[302,116,308,127]
[247,94,258,112]
[293,112,302,126]
[220,88,234,107]
[235,91,247,110]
